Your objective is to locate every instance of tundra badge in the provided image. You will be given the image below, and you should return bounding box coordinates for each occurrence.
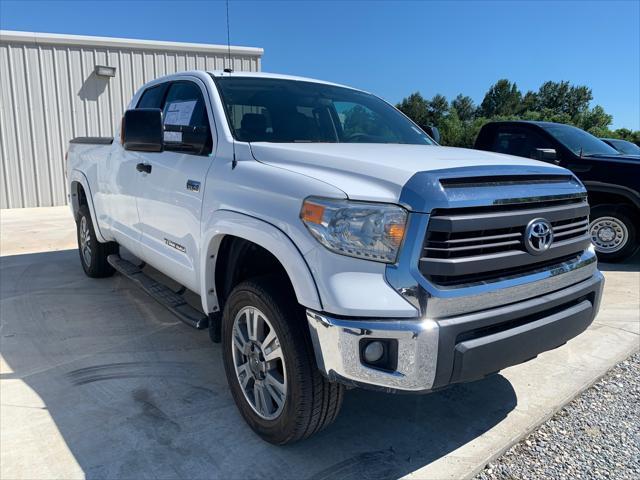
[164,238,186,253]
[186,180,200,192]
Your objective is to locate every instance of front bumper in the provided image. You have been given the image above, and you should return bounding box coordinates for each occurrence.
[307,271,604,393]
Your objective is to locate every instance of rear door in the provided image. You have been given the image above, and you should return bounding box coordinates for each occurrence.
[134,77,216,291]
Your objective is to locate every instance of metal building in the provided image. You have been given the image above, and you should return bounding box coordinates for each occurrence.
[0,31,263,208]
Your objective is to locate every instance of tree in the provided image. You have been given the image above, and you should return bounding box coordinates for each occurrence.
[396,92,429,125]
[575,105,613,135]
[427,94,449,125]
[439,107,463,146]
[396,79,638,148]
[451,94,476,122]
[534,81,592,118]
[520,91,538,114]
[480,79,522,117]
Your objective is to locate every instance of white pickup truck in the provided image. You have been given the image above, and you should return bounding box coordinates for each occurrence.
[67,70,604,444]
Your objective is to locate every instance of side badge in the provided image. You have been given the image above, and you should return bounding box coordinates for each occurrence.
[164,238,186,253]
[186,180,200,192]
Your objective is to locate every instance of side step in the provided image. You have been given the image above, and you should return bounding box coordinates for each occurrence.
[107,255,209,330]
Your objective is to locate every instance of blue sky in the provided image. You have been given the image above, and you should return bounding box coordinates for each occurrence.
[1,0,639,129]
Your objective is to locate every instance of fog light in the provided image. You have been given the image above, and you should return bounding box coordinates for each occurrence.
[363,341,385,363]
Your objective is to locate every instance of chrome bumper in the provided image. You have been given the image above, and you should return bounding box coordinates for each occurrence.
[307,271,604,393]
[306,311,440,392]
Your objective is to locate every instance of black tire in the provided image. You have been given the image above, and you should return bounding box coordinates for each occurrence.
[76,205,118,277]
[221,276,344,444]
[589,204,638,263]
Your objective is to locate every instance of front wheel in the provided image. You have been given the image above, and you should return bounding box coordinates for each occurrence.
[221,277,344,444]
[589,205,638,263]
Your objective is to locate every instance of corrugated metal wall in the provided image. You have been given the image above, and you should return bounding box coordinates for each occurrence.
[0,32,262,208]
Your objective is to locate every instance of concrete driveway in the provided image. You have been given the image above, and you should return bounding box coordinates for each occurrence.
[1,207,638,480]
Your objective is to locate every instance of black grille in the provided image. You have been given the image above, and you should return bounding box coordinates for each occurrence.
[420,197,591,286]
[439,174,574,188]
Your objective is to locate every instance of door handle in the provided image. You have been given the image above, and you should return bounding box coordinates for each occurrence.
[136,163,152,174]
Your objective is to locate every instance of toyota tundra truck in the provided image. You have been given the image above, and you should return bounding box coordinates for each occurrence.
[66,71,604,444]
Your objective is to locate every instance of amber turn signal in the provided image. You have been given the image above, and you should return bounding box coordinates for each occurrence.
[301,201,325,224]
[386,223,405,246]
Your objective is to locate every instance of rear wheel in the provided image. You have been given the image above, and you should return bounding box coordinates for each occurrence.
[221,276,344,444]
[76,205,118,277]
[589,205,638,262]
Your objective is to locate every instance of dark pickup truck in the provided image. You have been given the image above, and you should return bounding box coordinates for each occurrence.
[475,121,640,262]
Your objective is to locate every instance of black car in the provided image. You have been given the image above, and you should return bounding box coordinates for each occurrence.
[475,121,640,262]
[600,137,640,156]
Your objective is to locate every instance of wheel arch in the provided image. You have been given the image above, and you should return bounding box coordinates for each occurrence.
[199,210,322,315]
[68,170,107,243]
[584,182,640,212]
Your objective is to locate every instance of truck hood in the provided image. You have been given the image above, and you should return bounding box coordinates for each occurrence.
[582,153,640,163]
[249,143,568,206]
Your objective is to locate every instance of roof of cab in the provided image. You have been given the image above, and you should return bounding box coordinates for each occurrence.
[207,70,357,90]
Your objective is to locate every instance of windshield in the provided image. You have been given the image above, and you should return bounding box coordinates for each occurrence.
[605,138,640,155]
[213,76,434,145]
[539,123,620,156]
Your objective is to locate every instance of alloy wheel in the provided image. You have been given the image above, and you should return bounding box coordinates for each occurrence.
[231,306,287,420]
[80,216,92,266]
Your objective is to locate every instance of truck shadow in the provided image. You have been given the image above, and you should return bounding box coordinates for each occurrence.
[0,249,516,480]
[597,249,640,272]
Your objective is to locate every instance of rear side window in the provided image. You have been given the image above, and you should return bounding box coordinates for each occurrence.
[492,128,553,159]
[136,83,168,109]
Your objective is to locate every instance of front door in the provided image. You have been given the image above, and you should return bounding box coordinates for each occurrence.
[134,78,216,292]
[101,82,171,256]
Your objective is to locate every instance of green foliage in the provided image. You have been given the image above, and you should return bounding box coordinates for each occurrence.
[528,81,592,118]
[480,79,522,117]
[397,79,638,148]
[396,92,429,125]
[451,94,476,122]
[427,94,449,125]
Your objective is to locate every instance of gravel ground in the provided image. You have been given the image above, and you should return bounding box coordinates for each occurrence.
[476,352,640,480]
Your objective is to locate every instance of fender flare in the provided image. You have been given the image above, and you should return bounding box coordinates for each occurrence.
[583,181,640,210]
[199,210,322,314]
[68,169,108,243]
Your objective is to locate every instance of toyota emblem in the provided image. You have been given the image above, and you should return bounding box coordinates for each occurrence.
[524,218,554,255]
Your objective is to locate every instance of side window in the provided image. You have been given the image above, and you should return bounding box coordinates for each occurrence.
[136,83,168,109]
[162,81,213,155]
[492,128,553,160]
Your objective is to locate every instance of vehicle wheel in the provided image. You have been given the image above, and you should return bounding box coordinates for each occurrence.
[222,276,344,444]
[76,205,118,277]
[589,205,638,263]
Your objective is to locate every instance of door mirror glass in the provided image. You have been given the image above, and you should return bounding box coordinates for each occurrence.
[535,148,559,164]
[420,125,440,143]
[122,109,163,152]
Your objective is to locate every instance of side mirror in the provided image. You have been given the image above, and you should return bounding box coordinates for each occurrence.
[535,148,559,164]
[122,109,163,152]
[420,125,440,144]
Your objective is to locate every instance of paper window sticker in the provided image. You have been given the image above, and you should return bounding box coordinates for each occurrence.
[164,131,182,142]
[165,100,197,126]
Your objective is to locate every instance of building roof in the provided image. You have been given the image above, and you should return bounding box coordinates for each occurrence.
[0,30,263,56]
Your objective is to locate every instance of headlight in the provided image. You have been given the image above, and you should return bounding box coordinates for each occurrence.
[300,197,407,263]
